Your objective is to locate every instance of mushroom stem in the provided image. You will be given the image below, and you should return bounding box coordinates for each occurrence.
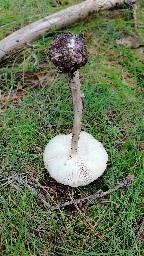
[70,70,83,154]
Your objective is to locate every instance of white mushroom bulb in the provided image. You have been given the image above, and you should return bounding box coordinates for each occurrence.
[43,32,108,187]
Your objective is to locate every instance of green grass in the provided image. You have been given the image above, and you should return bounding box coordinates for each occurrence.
[0,0,144,255]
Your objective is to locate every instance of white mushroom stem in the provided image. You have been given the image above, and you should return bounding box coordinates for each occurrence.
[70,70,83,154]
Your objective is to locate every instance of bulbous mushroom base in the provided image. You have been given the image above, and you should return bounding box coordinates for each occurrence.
[43,131,108,187]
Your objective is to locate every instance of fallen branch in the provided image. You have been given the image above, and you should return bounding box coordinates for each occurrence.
[0,0,136,62]
[10,172,134,211]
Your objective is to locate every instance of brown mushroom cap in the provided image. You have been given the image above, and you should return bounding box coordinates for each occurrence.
[48,32,88,73]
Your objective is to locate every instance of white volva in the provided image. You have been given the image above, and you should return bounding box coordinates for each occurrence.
[43,131,108,187]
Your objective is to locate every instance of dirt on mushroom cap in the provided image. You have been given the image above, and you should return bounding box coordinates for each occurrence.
[48,32,89,73]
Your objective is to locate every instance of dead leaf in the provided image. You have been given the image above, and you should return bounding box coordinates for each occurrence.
[116,35,144,49]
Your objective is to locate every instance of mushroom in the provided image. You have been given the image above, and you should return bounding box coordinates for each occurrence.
[43,32,108,187]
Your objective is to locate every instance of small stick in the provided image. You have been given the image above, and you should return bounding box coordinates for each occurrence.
[52,174,134,209]
[132,3,138,29]
[70,70,83,154]
[10,172,134,211]
[11,172,52,210]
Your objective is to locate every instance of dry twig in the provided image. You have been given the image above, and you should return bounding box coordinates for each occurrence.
[10,172,134,211]
[11,172,52,210]
[52,174,134,209]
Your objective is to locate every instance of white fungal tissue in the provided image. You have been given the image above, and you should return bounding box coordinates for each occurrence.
[43,131,108,187]
[68,37,76,50]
